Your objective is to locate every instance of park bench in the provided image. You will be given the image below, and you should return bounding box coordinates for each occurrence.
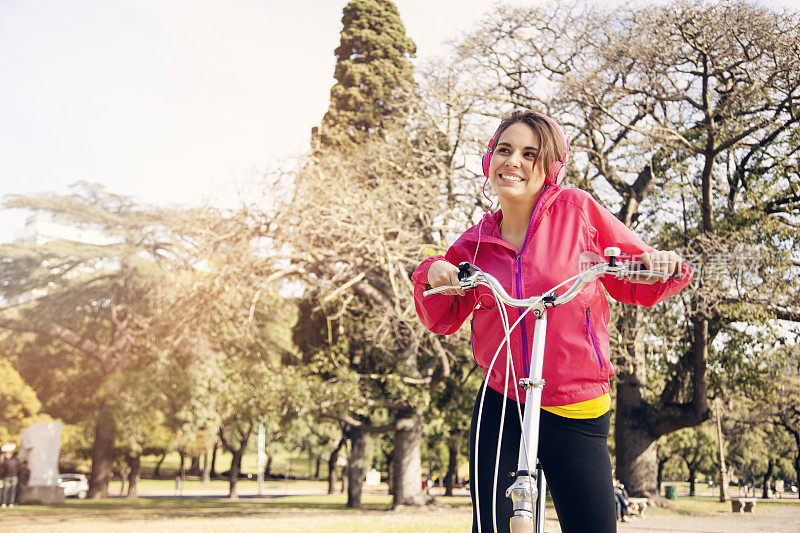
[627,497,648,517]
[731,498,757,513]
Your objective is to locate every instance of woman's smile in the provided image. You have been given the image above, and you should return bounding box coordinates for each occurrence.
[498,172,524,182]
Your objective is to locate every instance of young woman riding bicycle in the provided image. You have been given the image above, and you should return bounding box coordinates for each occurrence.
[413,110,692,533]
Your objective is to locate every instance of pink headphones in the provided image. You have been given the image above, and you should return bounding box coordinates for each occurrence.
[481,112,570,185]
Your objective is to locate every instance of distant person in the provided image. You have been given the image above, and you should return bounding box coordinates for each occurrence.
[1,452,21,508]
[17,460,30,503]
[613,478,631,522]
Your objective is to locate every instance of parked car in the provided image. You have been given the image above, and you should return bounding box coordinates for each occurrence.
[57,473,89,498]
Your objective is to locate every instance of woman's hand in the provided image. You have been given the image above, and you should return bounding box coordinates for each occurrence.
[427,260,466,296]
[636,250,682,284]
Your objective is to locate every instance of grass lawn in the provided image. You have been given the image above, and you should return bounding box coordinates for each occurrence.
[137,450,327,481]
[2,487,799,533]
[107,478,333,494]
[0,494,477,533]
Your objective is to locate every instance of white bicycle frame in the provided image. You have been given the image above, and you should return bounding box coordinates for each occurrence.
[424,247,675,533]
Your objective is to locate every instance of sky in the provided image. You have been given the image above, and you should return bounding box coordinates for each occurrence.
[2,0,799,242]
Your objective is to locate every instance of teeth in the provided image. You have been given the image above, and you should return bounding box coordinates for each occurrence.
[500,174,523,182]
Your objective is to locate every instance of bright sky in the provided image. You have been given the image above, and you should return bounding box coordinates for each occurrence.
[2,0,799,242]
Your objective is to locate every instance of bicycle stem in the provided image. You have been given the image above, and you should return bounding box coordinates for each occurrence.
[506,312,548,533]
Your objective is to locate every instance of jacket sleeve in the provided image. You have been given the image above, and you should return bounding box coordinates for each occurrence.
[412,244,477,335]
[584,195,693,307]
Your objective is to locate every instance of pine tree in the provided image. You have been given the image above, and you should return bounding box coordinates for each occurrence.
[314,0,416,150]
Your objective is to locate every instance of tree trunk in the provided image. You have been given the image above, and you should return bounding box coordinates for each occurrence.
[265,453,273,479]
[314,455,321,480]
[153,452,167,478]
[657,457,668,493]
[126,454,141,499]
[615,307,660,500]
[327,453,338,494]
[180,452,186,489]
[189,455,201,477]
[118,465,129,496]
[346,426,365,508]
[88,403,116,499]
[714,400,730,502]
[340,465,348,494]
[688,465,697,496]
[391,407,427,507]
[229,449,244,500]
[444,440,458,497]
[210,441,219,479]
[794,452,800,500]
[220,423,253,500]
[178,451,186,479]
[762,459,774,499]
[328,437,345,495]
[385,448,395,497]
[202,448,211,484]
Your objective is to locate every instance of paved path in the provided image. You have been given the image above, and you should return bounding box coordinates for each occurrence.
[617,505,800,533]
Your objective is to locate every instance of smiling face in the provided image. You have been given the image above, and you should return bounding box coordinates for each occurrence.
[488,122,548,206]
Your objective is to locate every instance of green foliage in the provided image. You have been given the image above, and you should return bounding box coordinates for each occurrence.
[728,420,794,484]
[0,356,42,443]
[0,183,264,497]
[663,424,717,483]
[314,0,416,149]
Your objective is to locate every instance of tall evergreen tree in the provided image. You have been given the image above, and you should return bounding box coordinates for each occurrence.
[313,0,416,150]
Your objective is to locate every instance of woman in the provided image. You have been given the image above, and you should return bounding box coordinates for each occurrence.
[412,110,692,532]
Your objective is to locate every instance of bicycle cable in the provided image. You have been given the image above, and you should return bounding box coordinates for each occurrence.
[473,270,582,532]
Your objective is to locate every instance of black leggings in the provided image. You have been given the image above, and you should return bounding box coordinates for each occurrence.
[469,385,616,533]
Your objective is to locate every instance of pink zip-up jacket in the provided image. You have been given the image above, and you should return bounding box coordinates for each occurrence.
[413,185,692,406]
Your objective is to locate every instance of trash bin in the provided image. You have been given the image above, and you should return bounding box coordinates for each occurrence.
[665,485,678,500]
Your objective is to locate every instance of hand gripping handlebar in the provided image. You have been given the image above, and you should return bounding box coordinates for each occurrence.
[423,247,681,316]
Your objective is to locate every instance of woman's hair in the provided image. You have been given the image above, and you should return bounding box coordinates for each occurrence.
[490,110,567,178]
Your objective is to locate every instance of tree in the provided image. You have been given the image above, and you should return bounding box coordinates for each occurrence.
[287,111,474,507]
[0,356,43,443]
[655,438,675,494]
[113,387,173,498]
[767,346,800,497]
[425,356,480,496]
[0,183,220,497]
[663,424,715,496]
[313,0,416,150]
[447,0,800,499]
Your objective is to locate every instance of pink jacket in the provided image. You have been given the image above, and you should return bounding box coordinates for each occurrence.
[413,185,692,405]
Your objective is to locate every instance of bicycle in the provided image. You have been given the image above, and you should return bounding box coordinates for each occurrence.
[423,247,677,533]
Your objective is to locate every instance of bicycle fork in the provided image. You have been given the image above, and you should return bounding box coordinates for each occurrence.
[506,312,548,533]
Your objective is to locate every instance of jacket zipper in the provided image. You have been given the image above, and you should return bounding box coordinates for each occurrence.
[515,255,530,378]
[515,186,549,379]
[586,309,605,368]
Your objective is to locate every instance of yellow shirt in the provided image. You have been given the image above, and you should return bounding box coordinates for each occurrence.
[542,393,610,419]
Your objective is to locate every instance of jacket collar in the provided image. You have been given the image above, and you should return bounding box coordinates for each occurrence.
[459,185,564,249]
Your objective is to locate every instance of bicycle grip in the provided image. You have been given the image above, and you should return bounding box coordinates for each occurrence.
[629,261,683,279]
[458,262,477,281]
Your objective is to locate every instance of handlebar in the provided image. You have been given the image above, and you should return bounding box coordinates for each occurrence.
[422,248,681,317]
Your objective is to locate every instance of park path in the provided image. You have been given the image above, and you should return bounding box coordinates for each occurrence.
[616,505,800,533]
